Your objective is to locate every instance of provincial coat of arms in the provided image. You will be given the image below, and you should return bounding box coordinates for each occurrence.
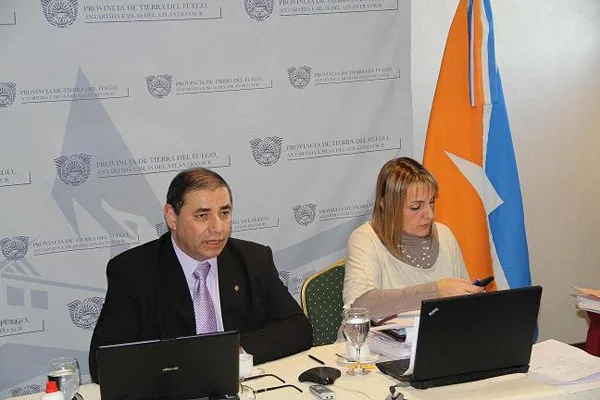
[67,296,104,330]
[0,236,30,260]
[54,153,92,187]
[249,136,283,166]
[287,66,312,89]
[41,0,78,28]
[244,0,273,21]
[293,203,317,226]
[0,82,17,108]
[145,75,173,98]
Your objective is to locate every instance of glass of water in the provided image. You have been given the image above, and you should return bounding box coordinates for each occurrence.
[342,307,370,375]
[47,357,80,400]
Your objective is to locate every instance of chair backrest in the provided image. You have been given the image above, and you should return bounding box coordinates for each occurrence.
[301,259,345,346]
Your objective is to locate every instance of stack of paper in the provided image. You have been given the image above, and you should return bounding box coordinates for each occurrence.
[529,339,600,386]
[368,330,412,360]
[575,287,600,313]
[368,310,419,361]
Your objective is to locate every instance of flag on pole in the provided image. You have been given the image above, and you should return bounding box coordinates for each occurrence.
[423,0,531,289]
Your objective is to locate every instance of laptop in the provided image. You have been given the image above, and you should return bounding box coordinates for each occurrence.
[376,286,542,389]
[96,330,240,400]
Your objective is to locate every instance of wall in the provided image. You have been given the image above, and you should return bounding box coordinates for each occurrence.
[412,0,600,343]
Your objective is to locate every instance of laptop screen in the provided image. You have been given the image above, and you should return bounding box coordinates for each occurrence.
[413,286,542,381]
[96,330,240,400]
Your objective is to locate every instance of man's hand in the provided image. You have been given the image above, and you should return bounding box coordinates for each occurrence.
[436,278,484,297]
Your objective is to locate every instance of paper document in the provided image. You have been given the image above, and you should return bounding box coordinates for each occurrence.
[371,310,419,329]
[368,313,419,361]
[575,287,600,298]
[529,339,600,385]
[404,316,420,375]
[576,295,600,313]
[368,331,411,361]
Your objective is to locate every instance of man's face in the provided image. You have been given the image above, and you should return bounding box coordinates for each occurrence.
[402,183,435,238]
[164,186,232,261]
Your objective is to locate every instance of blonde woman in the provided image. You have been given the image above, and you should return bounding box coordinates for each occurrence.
[343,157,483,317]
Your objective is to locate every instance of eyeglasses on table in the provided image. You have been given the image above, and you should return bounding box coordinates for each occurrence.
[239,373,303,399]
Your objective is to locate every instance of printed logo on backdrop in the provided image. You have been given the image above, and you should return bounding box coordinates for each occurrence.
[67,297,104,330]
[287,65,400,89]
[41,0,78,28]
[83,1,222,23]
[147,74,272,97]
[0,82,17,108]
[279,270,290,287]
[54,153,92,187]
[289,270,315,296]
[232,215,279,233]
[244,0,273,21]
[0,168,33,187]
[11,385,42,398]
[96,151,230,178]
[0,236,42,281]
[54,151,231,183]
[145,75,172,98]
[287,66,311,89]
[0,317,45,337]
[292,204,317,226]
[248,135,401,164]
[292,202,373,225]
[249,136,283,166]
[0,236,30,261]
[286,135,401,160]
[155,222,169,237]
[279,0,398,16]
[30,232,139,256]
[13,82,129,104]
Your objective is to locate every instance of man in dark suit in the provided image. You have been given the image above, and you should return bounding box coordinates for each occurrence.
[89,168,312,383]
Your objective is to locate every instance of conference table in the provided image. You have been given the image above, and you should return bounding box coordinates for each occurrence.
[8,342,600,400]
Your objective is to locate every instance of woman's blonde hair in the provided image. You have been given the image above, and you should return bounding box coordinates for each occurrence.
[371,157,438,259]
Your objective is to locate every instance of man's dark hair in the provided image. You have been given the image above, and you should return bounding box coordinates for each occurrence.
[166,168,232,214]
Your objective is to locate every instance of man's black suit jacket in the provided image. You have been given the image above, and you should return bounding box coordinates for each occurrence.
[89,233,312,383]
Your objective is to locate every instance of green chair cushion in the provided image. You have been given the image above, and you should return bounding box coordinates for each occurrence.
[304,264,345,346]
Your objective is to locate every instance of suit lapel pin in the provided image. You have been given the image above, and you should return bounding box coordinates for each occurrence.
[234,284,240,292]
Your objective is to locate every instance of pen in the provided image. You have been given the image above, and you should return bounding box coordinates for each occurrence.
[308,354,325,365]
[473,276,494,287]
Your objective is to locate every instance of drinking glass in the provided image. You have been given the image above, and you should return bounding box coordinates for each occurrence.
[342,307,370,375]
[47,357,80,400]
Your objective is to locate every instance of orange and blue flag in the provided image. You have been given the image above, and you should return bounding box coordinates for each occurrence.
[423,0,531,289]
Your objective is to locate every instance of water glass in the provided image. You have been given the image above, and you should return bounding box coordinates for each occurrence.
[47,357,80,400]
[342,307,370,375]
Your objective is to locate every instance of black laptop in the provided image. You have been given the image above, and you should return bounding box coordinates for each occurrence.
[96,330,240,400]
[376,286,542,389]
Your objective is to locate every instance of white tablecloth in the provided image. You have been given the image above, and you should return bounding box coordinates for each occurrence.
[8,343,600,400]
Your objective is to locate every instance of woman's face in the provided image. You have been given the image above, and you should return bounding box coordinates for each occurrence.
[402,183,435,237]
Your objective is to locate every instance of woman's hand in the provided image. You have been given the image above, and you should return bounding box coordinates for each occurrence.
[436,278,484,297]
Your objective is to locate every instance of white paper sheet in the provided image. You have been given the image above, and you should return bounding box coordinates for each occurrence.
[529,339,600,384]
[405,316,420,375]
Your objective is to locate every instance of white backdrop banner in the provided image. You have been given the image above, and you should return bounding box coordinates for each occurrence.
[0,0,412,395]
